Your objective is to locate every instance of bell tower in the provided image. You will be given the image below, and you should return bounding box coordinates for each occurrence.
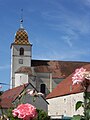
[10,19,32,88]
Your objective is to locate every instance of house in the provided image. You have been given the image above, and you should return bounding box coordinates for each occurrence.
[0,82,48,116]
[46,64,90,119]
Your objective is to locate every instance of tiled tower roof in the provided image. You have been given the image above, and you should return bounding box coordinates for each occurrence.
[13,28,30,45]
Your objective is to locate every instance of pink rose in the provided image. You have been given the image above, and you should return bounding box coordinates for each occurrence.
[72,67,86,85]
[12,103,37,120]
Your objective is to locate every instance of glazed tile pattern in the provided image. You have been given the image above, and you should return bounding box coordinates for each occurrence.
[14,28,30,45]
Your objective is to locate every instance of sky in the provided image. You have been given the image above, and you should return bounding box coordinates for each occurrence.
[0,0,90,90]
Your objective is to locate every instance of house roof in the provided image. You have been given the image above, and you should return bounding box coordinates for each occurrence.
[0,98,13,108]
[0,83,48,109]
[15,60,90,79]
[32,60,90,78]
[15,66,32,75]
[46,64,90,99]
[0,84,28,108]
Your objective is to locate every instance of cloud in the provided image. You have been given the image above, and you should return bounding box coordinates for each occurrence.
[41,0,90,35]
[59,50,89,60]
[82,0,90,6]
[44,10,90,34]
[40,0,90,55]
[62,36,73,47]
[33,41,90,61]
[31,0,90,62]
[56,49,89,61]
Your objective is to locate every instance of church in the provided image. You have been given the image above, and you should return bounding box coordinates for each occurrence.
[10,20,90,96]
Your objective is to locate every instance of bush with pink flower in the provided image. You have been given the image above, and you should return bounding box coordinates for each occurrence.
[72,67,90,120]
[12,103,37,120]
[72,67,86,85]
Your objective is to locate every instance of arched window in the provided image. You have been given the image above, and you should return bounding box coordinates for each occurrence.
[19,47,24,55]
[40,84,46,94]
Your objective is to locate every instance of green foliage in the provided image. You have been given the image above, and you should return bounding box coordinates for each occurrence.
[72,91,90,120]
[75,101,83,111]
[7,108,21,120]
[35,109,51,120]
[71,115,84,120]
[84,109,90,120]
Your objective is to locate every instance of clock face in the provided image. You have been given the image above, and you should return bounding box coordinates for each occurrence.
[19,59,23,64]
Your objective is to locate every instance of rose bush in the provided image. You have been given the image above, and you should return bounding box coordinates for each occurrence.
[72,67,90,120]
[12,103,37,120]
[72,67,86,85]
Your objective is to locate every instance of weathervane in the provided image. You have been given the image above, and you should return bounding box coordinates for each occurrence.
[20,9,23,28]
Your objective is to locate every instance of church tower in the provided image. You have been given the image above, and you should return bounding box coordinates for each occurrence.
[10,20,32,88]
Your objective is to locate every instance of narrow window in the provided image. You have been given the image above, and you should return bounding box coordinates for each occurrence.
[20,47,24,55]
[40,84,46,94]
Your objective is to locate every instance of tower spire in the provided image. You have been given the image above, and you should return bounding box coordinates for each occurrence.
[20,9,23,28]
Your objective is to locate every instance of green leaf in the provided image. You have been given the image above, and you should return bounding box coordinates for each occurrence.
[86,109,90,118]
[71,115,82,120]
[75,101,83,111]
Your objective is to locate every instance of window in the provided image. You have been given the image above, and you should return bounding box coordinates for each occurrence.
[19,59,23,64]
[19,47,24,55]
[64,98,66,103]
[40,84,46,94]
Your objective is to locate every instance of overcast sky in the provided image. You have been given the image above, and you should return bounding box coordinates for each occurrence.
[0,0,90,90]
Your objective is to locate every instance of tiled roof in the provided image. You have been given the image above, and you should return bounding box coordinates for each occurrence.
[32,60,90,78]
[46,64,90,99]
[12,28,30,45]
[0,84,28,108]
[15,66,32,75]
[34,66,51,73]
[0,83,48,108]
[0,98,13,108]
[15,60,90,79]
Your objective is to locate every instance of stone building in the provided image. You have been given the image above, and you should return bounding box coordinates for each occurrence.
[46,64,90,119]
[10,21,90,96]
